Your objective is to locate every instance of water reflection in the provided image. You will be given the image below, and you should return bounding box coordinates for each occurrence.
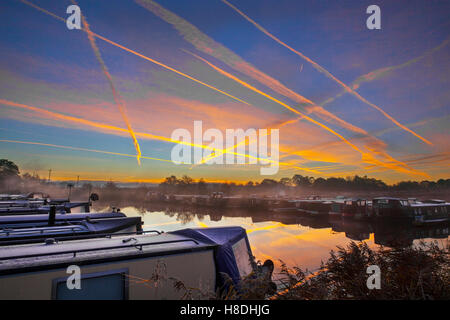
[93,200,449,273]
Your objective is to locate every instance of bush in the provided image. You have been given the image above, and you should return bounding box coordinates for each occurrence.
[274,241,449,300]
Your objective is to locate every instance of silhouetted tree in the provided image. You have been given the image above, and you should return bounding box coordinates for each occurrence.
[0,159,20,192]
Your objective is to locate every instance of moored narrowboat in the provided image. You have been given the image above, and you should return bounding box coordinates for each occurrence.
[0,226,271,300]
[410,202,449,226]
[328,201,345,218]
[0,211,143,245]
[372,197,412,219]
[296,200,333,216]
[341,199,370,220]
[372,197,449,225]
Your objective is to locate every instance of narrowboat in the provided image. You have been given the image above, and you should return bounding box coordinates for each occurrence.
[0,226,272,300]
[372,197,449,225]
[0,210,143,245]
[0,193,99,215]
[410,202,449,226]
[296,200,333,216]
[341,199,370,220]
[372,197,412,219]
[206,192,227,207]
[0,201,92,215]
[270,200,298,213]
[328,201,345,218]
[0,192,68,206]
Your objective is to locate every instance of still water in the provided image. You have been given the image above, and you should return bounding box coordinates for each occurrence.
[95,203,449,275]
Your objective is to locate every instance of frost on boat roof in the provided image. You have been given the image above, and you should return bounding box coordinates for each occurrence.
[0,232,215,273]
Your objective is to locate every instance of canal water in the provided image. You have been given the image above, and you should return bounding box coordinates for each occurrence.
[94,203,449,277]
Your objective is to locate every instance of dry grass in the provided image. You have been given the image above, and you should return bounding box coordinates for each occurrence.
[126,241,449,300]
[273,240,449,300]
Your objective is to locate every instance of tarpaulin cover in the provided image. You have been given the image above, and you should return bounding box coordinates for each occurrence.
[171,226,254,286]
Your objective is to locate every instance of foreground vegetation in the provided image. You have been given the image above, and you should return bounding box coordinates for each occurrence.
[267,241,449,300]
[155,241,449,300]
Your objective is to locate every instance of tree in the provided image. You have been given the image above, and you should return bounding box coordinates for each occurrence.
[163,175,178,186]
[0,159,20,192]
[197,178,208,194]
[0,159,20,179]
[180,175,193,185]
[292,175,313,188]
[279,177,293,187]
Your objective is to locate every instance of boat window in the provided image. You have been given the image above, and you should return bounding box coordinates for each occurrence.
[377,199,389,204]
[52,269,128,300]
[232,238,253,278]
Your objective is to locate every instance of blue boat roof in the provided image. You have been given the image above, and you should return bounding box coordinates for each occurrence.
[172,226,247,245]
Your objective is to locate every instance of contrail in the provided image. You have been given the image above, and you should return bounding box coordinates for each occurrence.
[194,117,302,167]
[221,0,432,146]
[135,0,369,135]
[1,98,320,172]
[135,0,420,175]
[352,37,450,90]
[321,36,450,107]
[0,139,172,163]
[18,0,427,177]
[19,0,250,106]
[185,52,427,177]
[186,50,362,153]
[189,124,326,175]
[71,0,141,165]
[13,0,319,173]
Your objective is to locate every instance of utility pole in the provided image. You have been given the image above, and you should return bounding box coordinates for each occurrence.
[48,169,52,183]
[67,183,74,201]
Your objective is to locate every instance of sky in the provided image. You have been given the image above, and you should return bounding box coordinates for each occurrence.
[0,0,449,184]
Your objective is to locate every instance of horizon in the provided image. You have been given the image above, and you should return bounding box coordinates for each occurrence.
[13,165,450,187]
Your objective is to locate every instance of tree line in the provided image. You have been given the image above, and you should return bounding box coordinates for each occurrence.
[158,174,450,195]
[1,159,449,195]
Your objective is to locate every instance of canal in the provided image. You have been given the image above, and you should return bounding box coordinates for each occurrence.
[94,202,449,278]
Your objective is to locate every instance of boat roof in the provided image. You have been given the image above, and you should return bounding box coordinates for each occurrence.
[373,197,405,200]
[0,212,125,224]
[410,203,449,207]
[0,231,216,274]
[421,199,446,203]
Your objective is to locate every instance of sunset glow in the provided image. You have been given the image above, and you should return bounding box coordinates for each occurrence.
[1,0,448,184]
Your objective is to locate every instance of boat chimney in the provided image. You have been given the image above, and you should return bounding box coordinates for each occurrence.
[48,206,56,226]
